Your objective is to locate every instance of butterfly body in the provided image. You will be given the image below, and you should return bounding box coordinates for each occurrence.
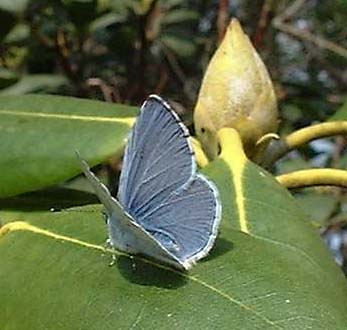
[79,95,221,270]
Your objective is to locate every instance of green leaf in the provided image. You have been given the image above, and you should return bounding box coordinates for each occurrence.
[4,23,30,43]
[0,0,29,13]
[163,9,199,25]
[90,12,124,31]
[276,154,312,175]
[295,191,338,226]
[0,94,137,197]
[0,74,68,96]
[329,98,347,120]
[0,68,18,89]
[1,128,347,329]
[161,35,196,57]
[164,0,185,8]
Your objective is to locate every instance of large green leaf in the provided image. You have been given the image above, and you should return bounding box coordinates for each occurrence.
[0,94,137,197]
[1,128,347,329]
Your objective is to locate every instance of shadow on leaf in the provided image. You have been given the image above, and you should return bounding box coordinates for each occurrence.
[116,255,187,289]
[0,187,99,211]
[203,237,234,263]
[115,238,233,287]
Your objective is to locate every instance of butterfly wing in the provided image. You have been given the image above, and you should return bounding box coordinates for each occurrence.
[118,95,195,217]
[78,155,184,269]
[118,95,221,268]
[138,174,221,269]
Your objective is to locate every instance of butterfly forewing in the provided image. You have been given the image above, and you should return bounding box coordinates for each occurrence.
[118,96,195,219]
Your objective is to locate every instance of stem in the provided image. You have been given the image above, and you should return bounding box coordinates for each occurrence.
[273,15,347,59]
[191,137,209,168]
[262,121,347,168]
[218,128,247,162]
[253,0,273,48]
[277,168,347,189]
[253,133,279,164]
[128,0,159,101]
[217,0,229,44]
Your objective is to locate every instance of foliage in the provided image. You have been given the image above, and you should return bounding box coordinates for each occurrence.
[0,0,209,105]
[1,0,347,329]
[0,94,137,197]
[1,126,347,329]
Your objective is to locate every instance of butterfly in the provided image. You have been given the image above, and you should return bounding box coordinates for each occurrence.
[78,95,221,270]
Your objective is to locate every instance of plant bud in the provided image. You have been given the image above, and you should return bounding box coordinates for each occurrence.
[194,18,278,160]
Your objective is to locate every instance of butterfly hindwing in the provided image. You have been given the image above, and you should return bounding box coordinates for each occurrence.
[138,174,221,269]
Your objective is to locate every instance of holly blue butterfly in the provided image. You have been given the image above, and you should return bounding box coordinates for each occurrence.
[78,95,221,270]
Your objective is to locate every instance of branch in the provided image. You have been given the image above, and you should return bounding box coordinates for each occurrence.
[272,0,347,60]
[217,0,229,44]
[253,0,273,48]
[275,0,306,21]
[273,19,347,59]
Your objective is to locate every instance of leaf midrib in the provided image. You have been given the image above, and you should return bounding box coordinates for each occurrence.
[0,109,135,124]
[0,220,283,329]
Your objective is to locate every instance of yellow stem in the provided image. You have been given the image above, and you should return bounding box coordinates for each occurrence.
[256,133,280,146]
[191,137,209,167]
[286,122,347,147]
[262,121,347,167]
[277,168,347,189]
[253,133,279,164]
[218,128,247,162]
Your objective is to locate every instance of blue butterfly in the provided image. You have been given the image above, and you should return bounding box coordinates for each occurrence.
[78,95,221,270]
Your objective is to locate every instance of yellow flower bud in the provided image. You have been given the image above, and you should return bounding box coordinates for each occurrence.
[194,18,278,160]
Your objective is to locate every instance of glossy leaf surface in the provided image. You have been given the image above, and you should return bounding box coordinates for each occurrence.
[0,94,136,197]
[1,129,346,329]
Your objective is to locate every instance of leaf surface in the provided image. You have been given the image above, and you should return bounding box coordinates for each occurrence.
[0,94,137,197]
[1,128,347,329]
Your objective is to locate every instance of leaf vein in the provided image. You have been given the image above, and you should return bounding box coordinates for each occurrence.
[0,109,135,125]
[1,221,282,329]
